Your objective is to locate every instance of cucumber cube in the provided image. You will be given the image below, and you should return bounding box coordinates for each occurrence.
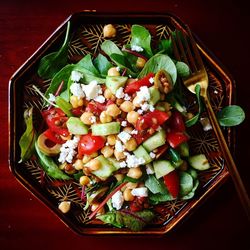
[153,160,175,179]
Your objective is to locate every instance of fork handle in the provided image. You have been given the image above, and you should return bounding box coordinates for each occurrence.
[203,96,250,220]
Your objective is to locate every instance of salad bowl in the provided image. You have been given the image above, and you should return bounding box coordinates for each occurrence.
[9,11,235,235]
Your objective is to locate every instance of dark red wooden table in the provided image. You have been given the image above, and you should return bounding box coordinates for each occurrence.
[1,1,249,249]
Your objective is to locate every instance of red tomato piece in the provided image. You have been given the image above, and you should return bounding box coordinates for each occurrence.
[163,170,180,198]
[43,129,65,144]
[78,134,105,155]
[136,110,170,131]
[168,111,186,132]
[132,131,151,145]
[42,107,66,119]
[129,197,147,212]
[124,72,154,94]
[46,116,69,137]
[166,131,189,148]
[71,107,84,117]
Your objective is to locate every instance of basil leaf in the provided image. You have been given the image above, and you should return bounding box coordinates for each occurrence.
[138,54,177,84]
[217,105,245,127]
[130,25,153,58]
[185,84,202,127]
[19,107,37,163]
[38,22,71,79]
[35,141,70,180]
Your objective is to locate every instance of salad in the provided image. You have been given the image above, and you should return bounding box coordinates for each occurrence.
[19,23,221,232]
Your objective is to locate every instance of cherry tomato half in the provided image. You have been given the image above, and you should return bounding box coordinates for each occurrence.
[163,170,180,198]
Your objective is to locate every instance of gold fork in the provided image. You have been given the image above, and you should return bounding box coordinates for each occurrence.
[171,27,250,219]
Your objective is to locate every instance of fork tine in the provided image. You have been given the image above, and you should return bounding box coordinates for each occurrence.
[185,26,205,70]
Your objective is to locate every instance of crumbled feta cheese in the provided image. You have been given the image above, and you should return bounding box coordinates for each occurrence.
[58,136,80,164]
[131,45,144,52]
[200,117,212,131]
[146,164,155,174]
[156,126,162,132]
[70,83,85,98]
[116,66,120,72]
[115,140,124,152]
[136,86,150,105]
[119,161,127,168]
[81,80,101,100]
[115,87,125,99]
[125,153,145,168]
[149,77,154,84]
[94,95,105,103]
[214,90,218,94]
[121,121,127,127]
[149,105,155,112]
[141,103,149,111]
[48,93,56,102]
[124,93,131,101]
[105,142,109,146]
[89,116,96,124]
[118,131,131,143]
[71,70,83,82]
[149,152,156,159]
[137,109,144,115]
[128,75,132,78]
[111,190,124,210]
[131,187,148,197]
[131,130,138,135]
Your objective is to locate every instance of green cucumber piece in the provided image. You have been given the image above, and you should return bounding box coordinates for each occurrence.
[66,117,88,135]
[55,96,73,117]
[91,122,120,136]
[133,145,152,164]
[142,129,166,152]
[188,154,210,171]
[108,157,121,171]
[177,142,189,157]
[153,160,175,179]
[149,86,160,105]
[87,155,116,180]
[105,76,128,94]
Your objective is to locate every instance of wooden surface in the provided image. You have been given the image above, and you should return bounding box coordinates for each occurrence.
[1,1,249,249]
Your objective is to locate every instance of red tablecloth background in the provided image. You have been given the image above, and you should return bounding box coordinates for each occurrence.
[1,1,249,249]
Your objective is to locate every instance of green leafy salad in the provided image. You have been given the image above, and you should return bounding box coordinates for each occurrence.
[19,23,245,231]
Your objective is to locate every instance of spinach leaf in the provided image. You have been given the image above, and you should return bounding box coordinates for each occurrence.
[93,54,113,77]
[97,209,155,231]
[101,40,124,56]
[185,84,202,127]
[138,54,177,84]
[35,141,70,180]
[181,179,199,200]
[149,192,174,204]
[176,61,190,78]
[158,39,173,56]
[179,171,193,197]
[217,105,245,127]
[19,107,37,163]
[130,25,153,58]
[38,22,71,79]
[145,174,168,194]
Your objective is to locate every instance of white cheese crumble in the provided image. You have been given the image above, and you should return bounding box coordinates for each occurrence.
[70,82,85,98]
[119,161,127,168]
[146,164,155,174]
[111,190,124,210]
[131,45,144,52]
[125,153,145,168]
[124,93,131,101]
[71,70,83,82]
[214,90,218,94]
[136,86,150,105]
[48,93,56,102]
[131,129,138,135]
[81,80,101,100]
[200,117,212,131]
[149,77,154,84]
[121,121,127,127]
[115,140,124,152]
[149,152,156,159]
[115,87,125,99]
[118,131,131,143]
[137,109,144,115]
[149,105,155,112]
[131,187,148,197]
[94,95,105,103]
[116,66,120,72]
[58,136,80,164]
[89,116,96,124]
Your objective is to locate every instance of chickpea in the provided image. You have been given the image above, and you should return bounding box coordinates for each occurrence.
[123,188,135,201]
[107,67,120,76]
[79,175,90,186]
[58,201,71,213]
[127,111,139,124]
[186,112,194,120]
[87,159,101,171]
[124,138,137,151]
[116,98,123,106]
[106,104,121,117]
[114,150,126,161]
[80,112,94,125]
[120,101,134,113]
[123,127,133,133]
[107,134,116,145]
[104,88,113,99]
[132,96,141,108]
[70,95,80,108]
[91,202,105,215]
[77,98,84,107]
[126,182,138,189]
[127,167,142,179]
[136,57,146,69]
[114,173,124,182]
[103,24,116,38]
[101,146,114,158]
[73,159,84,170]
[100,111,112,123]
[82,153,97,164]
